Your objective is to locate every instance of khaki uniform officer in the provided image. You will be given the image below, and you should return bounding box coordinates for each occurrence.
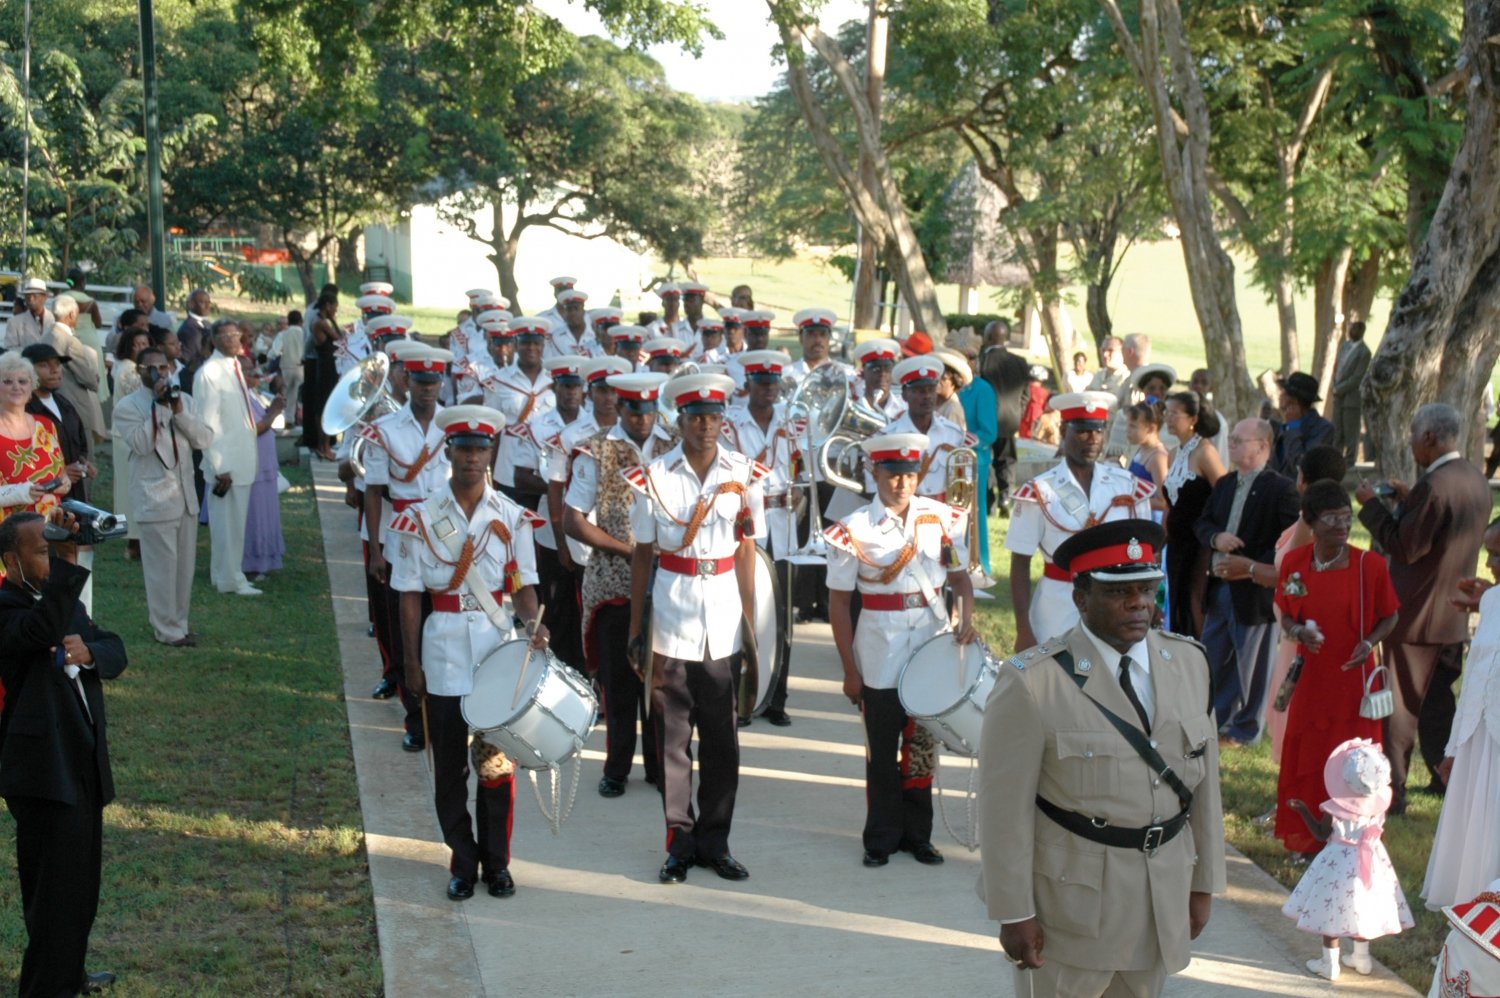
[389,405,549,902]
[980,519,1225,998]
[361,343,453,751]
[563,372,673,798]
[826,432,976,867]
[722,350,798,726]
[880,355,976,502]
[1006,392,1155,651]
[626,373,768,884]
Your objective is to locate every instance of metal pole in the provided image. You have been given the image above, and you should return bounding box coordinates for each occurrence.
[19,0,31,275]
[139,0,166,302]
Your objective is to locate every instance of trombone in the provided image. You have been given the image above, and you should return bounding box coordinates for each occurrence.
[946,447,997,598]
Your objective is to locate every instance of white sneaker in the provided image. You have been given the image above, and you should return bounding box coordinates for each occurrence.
[234,584,263,596]
[1306,953,1340,981]
[1342,943,1374,975]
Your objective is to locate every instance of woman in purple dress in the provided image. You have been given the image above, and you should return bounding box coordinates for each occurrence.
[241,362,286,577]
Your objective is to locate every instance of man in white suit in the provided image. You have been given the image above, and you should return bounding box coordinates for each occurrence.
[193,320,261,595]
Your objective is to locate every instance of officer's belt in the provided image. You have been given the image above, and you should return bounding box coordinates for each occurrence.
[1035,648,1194,855]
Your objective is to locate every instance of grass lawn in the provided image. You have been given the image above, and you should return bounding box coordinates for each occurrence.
[0,448,381,995]
[969,496,1478,994]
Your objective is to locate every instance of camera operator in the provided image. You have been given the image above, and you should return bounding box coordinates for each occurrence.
[112,345,214,647]
[0,510,127,996]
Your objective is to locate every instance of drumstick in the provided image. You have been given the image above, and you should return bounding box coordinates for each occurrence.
[513,603,547,703]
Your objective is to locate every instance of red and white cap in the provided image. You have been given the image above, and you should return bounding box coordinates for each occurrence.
[1443,879,1500,962]
[471,293,504,313]
[892,355,942,387]
[356,294,396,316]
[644,337,688,360]
[656,282,681,301]
[610,324,649,345]
[436,404,506,442]
[366,315,414,340]
[718,307,745,325]
[549,275,577,290]
[385,339,422,363]
[508,316,555,337]
[607,372,669,402]
[666,373,735,411]
[741,310,774,330]
[400,344,453,379]
[697,317,725,335]
[580,357,631,385]
[680,280,709,297]
[478,313,513,337]
[737,349,787,379]
[855,338,902,366]
[465,287,495,302]
[547,359,584,383]
[861,432,928,470]
[1047,391,1117,425]
[359,281,394,296]
[589,307,623,329]
[555,288,589,306]
[793,307,837,330]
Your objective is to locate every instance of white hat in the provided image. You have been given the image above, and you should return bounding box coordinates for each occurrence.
[643,337,688,360]
[932,348,973,387]
[697,317,725,335]
[555,288,588,306]
[436,404,506,441]
[359,281,394,296]
[741,310,774,329]
[477,312,514,334]
[465,287,495,302]
[718,307,745,324]
[793,307,837,330]
[610,324,649,344]
[861,432,929,471]
[607,372,670,404]
[367,315,414,340]
[356,294,396,315]
[656,282,681,301]
[589,307,623,327]
[737,350,787,380]
[508,316,555,337]
[18,278,47,296]
[855,339,902,366]
[549,275,578,290]
[892,355,942,387]
[680,280,709,297]
[1132,363,1177,390]
[1048,391,1118,425]
[665,373,735,411]
[580,356,631,385]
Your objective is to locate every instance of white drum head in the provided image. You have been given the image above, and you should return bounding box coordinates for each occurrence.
[751,546,779,712]
[900,636,990,718]
[464,640,544,731]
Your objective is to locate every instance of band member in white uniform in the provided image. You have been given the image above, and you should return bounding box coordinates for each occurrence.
[337,294,392,375]
[537,275,576,328]
[1006,391,1156,650]
[563,372,673,798]
[488,319,555,502]
[826,432,975,867]
[741,310,776,352]
[610,325,649,372]
[648,283,693,339]
[722,350,798,726]
[589,308,623,355]
[692,318,728,365]
[851,339,907,421]
[547,289,599,359]
[680,281,710,331]
[879,356,976,502]
[361,343,454,751]
[784,308,853,388]
[626,373,767,884]
[388,405,549,902]
[642,337,688,376]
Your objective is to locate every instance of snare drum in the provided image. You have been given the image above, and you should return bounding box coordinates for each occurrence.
[897,634,1000,757]
[749,546,786,715]
[462,640,599,770]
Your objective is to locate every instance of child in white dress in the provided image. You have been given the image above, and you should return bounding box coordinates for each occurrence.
[1283,737,1415,981]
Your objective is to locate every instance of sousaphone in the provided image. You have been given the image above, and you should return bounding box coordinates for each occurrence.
[322,352,401,475]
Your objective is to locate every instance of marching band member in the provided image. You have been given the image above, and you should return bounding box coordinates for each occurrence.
[626,372,768,884]
[361,343,454,752]
[563,372,674,798]
[642,337,688,376]
[785,308,852,388]
[548,357,633,577]
[488,318,555,504]
[1006,391,1155,651]
[456,314,514,402]
[826,431,975,868]
[360,280,395,297]
[879,356,977,502]
[852,339,907,420]
[722,349,798,726]
[547,288,599,359]
[589,307,623,355]
[680,280,710,330]
[455,289,492,358]
[388,404,549,902]
[721,308,747,356]
[610,325,649,372]
[453,297,509,397]
[337,294,394,376]
[648,283,692,339]
[692,318,728,365]
[537,275,577,327]
[741,310,776,352]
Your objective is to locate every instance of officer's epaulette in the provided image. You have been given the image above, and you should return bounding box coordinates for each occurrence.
[822,520,854,554]
[520,509,546,530]
[389,510,421,536]
[620,465,649,493]
[1012,480,1039,503]
[750,460,771,482]
[1156,628,1207,655]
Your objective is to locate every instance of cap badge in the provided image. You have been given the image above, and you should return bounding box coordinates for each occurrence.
[1127,538,1143,561]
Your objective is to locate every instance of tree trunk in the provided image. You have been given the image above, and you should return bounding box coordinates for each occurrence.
[852,1,886,330]
[1365,0,1500,481]
[336,226,362,283]
[1343,252,1382,325]
[1311,247,1353,411]
[284,231,318,300]
[487,204,523,313]
[1084,282,1112,347]
[1274,270,1300,375]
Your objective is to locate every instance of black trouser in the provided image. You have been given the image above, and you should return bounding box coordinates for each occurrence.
[8,776,102,997]
[536,546,585,673]
[363,539,399,686]
[1419,644,1465,786]
[1385,641,1464,796]
[426,695,513,881]
[597,603,659,783]
[860,686,933,855]
[793,483,834,618]
[991,435,1017,506]
[651,652,739,859]
[382,581,428,737]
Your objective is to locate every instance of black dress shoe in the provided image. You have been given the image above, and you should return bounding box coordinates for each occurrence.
[862,851,889,867]
[402,732,425,753]
[367,623,376,637]
[703,854,750,880]
[659,855,692,883]
[905,842,944,865]
[737,715,751,728]
[371,677,397,699]
[447,876,475,900]
[598,776,626,798]
[482,869,515,897]
[80,970,116,994]
[762,708,792,727]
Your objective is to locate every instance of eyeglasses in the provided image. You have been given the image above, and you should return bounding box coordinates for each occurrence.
[1316,512,1353,528]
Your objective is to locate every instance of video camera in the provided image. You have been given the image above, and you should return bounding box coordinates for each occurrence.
[43,499,129,546]
[142,365,180,405]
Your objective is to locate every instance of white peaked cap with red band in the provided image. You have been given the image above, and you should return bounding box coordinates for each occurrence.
[356,294,396,315]
[656,282,681,300]
[465,287,495,302]
[359,282,394,296]
[581,356,631,384]
[861,432,929,467]
[400,343,453,376]
[855,338,902,366]
[547,358,584,381]
[741,310,774,329]
[892,355,942,386]
[607,372,669,402]
[477,312,514,334]
[385,339,422,362]
[1047,391,1118,424]
[643,336,688,359]
[589,307,623,326]
[697,317,725,334]
[737,350,787,378]
[610,324,649,344]
[437,405,506,441]
[508,316,556,336]
[549,276,578,290]
[367,315,414,339]
[680,280,709,297]
[555,288,589,306]
[793,307,837,330]
[666,373,735,410]
[718,307,745,324]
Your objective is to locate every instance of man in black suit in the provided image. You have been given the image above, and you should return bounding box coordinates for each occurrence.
[978,320,1031,511]
[176,288,213,376]
[1194,417,1300,745]
[0,512,127,996]
[22,343,94,504]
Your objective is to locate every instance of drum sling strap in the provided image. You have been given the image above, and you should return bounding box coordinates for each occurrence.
[424,506,515,636]
[1035,649,1193,855]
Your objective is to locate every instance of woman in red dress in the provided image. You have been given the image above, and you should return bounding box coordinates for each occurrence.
[1274,479,1400,855]
[0,351,69,519]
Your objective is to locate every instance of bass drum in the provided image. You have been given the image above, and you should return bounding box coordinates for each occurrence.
[749,545,789,715]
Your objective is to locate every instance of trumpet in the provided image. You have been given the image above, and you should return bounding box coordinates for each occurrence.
[946,447,996,597]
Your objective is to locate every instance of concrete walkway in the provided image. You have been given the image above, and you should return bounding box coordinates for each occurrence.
[312,460,1421,997]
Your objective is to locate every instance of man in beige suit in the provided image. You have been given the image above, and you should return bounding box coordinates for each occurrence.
[979,519,1225,998]
[193,320,261,595]
[113,345,213,646]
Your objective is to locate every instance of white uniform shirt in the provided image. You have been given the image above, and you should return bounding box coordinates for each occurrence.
[361,402,451,561]
[519,406,588,549]
[387,483,540,697]
[627,445,767,662]
[824,496,967,689]
[870,411,975,499]
[648,317,694,340]
[784,357,854,391]
[335,327,372,376]
[335,430,368,543]
[544,327,599,360]
[850,377,907,421]
[486,365,554,488]
[722,404,797,557]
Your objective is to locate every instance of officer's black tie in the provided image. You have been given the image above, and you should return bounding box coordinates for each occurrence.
[1118,655,1151,733]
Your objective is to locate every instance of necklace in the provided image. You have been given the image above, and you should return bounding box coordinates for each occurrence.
[1312,546,1346,571]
